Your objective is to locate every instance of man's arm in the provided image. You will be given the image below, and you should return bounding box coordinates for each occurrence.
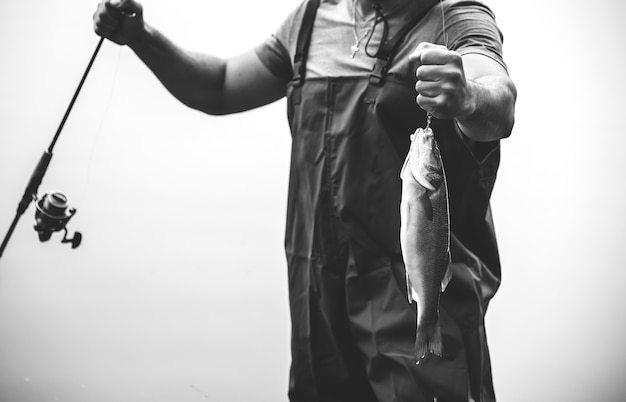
[93,0,286,116]
[454,53,516,141]
[410,43,517,142]
[129,26,286,115]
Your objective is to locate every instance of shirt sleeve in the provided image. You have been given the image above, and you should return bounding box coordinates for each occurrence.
[254,1,308,82]
[255,35,292,82]
[443,1,507,70]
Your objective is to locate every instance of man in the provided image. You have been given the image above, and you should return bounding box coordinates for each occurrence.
[93,0,516,401]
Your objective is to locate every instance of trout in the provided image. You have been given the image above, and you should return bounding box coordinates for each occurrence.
[400,126,452,362]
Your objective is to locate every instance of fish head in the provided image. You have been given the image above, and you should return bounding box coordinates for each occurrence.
[400,131,420,180]
[412,128,444,191]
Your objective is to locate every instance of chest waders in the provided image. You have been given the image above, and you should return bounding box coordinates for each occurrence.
[284,1,502,401]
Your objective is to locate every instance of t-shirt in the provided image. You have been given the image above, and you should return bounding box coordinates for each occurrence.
[255,0,507,81]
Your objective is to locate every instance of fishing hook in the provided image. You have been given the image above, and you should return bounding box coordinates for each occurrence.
[0,37,105,260]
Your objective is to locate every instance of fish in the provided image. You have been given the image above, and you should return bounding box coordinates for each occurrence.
[399,126,452,362]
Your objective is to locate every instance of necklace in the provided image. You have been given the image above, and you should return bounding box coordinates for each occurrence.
[350,0,375,58]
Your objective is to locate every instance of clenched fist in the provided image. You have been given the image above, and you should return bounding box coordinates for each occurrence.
[409,42,476,120]
[93,0,145,46]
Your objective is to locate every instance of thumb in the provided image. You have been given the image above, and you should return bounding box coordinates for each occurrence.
[408,42,440,63]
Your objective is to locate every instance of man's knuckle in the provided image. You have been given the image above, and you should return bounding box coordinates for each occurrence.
[415,67,426,80]
[451,68,463,81]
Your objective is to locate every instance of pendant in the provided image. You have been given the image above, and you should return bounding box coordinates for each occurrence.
[350,43,359,58]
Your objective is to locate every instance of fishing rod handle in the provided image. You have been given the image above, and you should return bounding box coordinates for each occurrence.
[17,150,53,215]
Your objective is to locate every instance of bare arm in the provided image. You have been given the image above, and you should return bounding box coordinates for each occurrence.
[454,53,516,141]
[129,25,286,115]
[93,0,286,115]
[410,43,517,142]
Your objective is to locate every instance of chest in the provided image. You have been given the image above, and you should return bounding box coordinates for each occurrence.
[305,1,439,79]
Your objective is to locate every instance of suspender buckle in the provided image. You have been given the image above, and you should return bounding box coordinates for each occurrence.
[292,60,304,87]
[369,60,387,86]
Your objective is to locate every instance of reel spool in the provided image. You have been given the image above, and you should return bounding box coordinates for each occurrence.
[34,192,82,249]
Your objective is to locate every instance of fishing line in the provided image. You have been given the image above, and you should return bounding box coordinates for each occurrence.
[440,0,448,49]
[79,46,124,205]
[0,37,105,260]
[426,0,448,130]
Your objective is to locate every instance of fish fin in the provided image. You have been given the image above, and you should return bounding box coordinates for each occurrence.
[405,270,413,303]
[415,319,443,360]
[441,251,452,292]
[400,150,412,180]
[405,270,418,304]
[414,168,436,191]
[416,167,444,191]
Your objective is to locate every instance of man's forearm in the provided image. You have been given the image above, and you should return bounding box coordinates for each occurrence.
[128,24,228,114]
[456,74,517,142]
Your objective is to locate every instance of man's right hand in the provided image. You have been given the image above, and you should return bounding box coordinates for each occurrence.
[93,0,145,46]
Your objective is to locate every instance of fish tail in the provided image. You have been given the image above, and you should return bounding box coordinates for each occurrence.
[441,251,452,292]
[415,320,443,361]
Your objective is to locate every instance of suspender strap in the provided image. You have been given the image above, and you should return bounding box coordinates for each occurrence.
[292,0,320,87]
[291,0,435,98]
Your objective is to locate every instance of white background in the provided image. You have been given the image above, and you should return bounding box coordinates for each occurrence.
[0,0,625,401]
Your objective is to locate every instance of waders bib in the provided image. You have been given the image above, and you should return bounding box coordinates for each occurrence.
[284,1,502,401]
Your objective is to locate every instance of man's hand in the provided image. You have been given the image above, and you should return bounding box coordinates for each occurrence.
[409,42,516,142]
[409,42,475,120]
[93,0,145,46]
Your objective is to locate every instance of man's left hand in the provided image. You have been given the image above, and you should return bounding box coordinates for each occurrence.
[409,42,475,120]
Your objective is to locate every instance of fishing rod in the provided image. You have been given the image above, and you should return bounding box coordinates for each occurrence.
[0,37,105,261]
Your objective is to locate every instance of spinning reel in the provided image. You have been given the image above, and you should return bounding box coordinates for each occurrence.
[0,38,104,260]
[34,192,82,249]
